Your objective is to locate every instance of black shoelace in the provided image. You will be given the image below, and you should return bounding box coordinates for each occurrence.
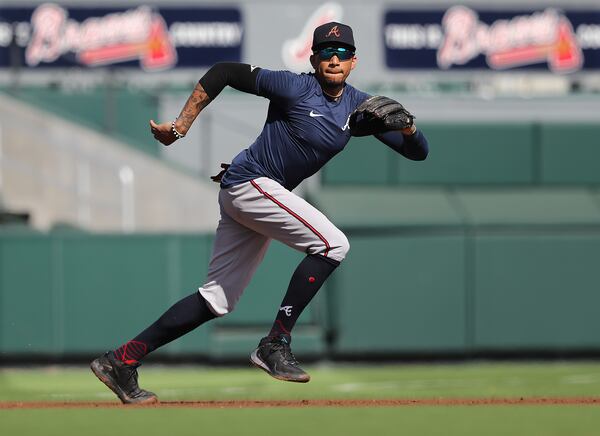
[119,363,142,394]
[272,341,299,366]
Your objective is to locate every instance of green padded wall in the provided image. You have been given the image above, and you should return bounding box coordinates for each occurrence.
[322,137,393,184]
[322,123,537,186]
[4,228,600,357]
[0,234,56,353]
[0,233,323,359]
[454,189,600,226]
[540,124,600,184]
[473,234,600,349]
[332,234,467,353]
[311,187,463,228]
[61,236,172,353]
[397,123,535,184]
[0,233,213,357]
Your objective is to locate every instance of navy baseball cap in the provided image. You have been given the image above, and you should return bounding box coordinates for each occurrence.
[311,22,355,51]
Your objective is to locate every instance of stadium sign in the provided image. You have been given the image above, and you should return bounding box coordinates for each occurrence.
[281,2,344,72]
[384,7,600,73]
[0,4,243,70]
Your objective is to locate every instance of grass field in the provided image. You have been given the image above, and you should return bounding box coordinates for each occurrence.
[2,361,600,435]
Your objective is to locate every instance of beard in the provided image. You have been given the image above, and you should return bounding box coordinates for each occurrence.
[320,72,345,90]
[324,76,342,86]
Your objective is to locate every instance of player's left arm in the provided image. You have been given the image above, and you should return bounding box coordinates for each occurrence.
[375,128,429,161]
[349,93,428,160]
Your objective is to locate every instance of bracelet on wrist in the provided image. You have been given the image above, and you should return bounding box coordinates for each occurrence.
[171,120,186,139]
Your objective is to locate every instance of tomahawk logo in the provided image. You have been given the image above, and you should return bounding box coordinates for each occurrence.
[26,4,177,71]
[342,113,351,131]
[437,6,583,73]
[326,25,341,38]
[279,306,293,317]
[281,2,343,71]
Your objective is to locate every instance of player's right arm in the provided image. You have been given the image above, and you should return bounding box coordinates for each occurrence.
[150,82,211,145]
[150,63,262,146]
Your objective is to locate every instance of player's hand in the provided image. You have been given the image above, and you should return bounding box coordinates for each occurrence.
[400,124,417,136]
[150,119,177,146]
[210,163,230,183]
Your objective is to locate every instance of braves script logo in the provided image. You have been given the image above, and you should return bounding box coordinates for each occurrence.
[282,2,343,71]
[437,6,583,73]
[326,25,341,38]
[26,3,177,71]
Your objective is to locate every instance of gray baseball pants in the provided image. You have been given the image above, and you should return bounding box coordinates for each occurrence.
[199,177,349,316]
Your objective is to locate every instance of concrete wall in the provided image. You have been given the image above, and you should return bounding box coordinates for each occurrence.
[0,93,219,232]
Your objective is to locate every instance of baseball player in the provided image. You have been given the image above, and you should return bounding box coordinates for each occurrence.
[91,22,429,404]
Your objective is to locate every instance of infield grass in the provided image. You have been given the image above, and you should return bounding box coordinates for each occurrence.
[1,362,600,436]
[2,407,600,436]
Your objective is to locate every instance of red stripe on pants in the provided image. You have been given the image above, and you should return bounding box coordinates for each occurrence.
[250,180,331,257]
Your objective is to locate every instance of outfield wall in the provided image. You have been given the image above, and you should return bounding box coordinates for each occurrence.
[2,119,600,359]
[2,223,600,360]
[325,122,600,186]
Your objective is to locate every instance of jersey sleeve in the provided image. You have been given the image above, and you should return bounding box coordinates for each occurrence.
[199,63,261,100]
[255,69,310,106]
[376,129,429,161]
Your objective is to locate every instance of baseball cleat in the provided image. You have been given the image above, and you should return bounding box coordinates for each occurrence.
[90,351,158,404]
[250,334,310,383]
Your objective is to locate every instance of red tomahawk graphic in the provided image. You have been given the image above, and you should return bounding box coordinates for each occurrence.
[488,17,582,73]
[78,15,177,71]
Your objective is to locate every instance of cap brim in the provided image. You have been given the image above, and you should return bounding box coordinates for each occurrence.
[312,42,356,52]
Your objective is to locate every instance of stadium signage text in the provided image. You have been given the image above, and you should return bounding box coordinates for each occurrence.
[437,7,581,73]
[385,7,600,72]
[0,4,243,70]
[26,4,176,70]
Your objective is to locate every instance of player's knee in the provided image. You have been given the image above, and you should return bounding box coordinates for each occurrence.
[329,230,350,262]
[339,232,350,259]
[198,283,236,317]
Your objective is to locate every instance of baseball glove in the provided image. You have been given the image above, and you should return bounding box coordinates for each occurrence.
[349,96,415,137]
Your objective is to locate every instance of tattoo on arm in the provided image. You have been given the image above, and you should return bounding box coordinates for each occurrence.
[176,83,211,134]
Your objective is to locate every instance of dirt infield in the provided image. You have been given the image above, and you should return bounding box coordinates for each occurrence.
[1,397,600,409]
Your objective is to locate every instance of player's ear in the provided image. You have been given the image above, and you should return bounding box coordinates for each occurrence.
[310,54,318,69]
[350,55,357,71]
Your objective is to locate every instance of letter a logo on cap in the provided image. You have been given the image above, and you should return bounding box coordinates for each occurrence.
[326,25,341,38]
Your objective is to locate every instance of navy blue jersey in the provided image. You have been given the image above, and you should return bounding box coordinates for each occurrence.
[221,69,370,191]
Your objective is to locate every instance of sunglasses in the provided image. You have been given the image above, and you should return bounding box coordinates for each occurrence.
[315,46,355,61]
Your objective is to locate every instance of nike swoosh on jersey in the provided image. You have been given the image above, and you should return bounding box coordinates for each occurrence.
[309,110,325,117]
